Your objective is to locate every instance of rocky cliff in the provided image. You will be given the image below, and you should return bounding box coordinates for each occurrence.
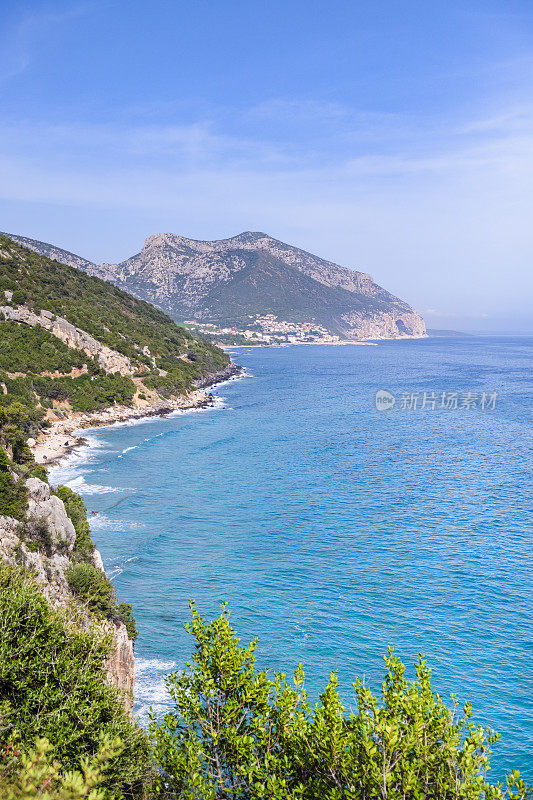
[0,478,135,710]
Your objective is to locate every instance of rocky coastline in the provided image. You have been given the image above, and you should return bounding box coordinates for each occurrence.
[32,363,243,467]
[193,361,242,388]
[8,360,243,713]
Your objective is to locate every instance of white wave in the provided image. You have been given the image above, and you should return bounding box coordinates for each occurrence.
[167,400,225,418]
[106,556,139,580]
[210,368,252,391]
[168,406,203,418]
[48,435,105,484]
[136,657,177,675]
[63,475,131,495]
[88,515,144,532]
[134,657,177,726]
[107,568,122,580]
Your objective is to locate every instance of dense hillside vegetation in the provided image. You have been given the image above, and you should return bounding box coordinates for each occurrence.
[0,320,89,374]
[0,233,228,387]
[0,565,151,797]
[0,233,230,501]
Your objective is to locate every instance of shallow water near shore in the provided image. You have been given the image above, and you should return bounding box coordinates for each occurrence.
[50,337,533,779]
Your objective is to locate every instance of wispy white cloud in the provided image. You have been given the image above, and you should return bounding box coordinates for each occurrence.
[0,97,531,329]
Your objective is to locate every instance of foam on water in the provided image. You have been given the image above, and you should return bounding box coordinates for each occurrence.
[88,514,145,532]
[48,434,105,485]
[62,475,130,495]
[106,556,139,580]
[134,657,177,726]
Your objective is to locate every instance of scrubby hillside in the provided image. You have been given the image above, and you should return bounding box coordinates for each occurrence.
[0,236,229,388]
[0,236,175,795]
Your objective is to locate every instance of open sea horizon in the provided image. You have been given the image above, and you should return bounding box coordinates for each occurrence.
[50,336,533,780]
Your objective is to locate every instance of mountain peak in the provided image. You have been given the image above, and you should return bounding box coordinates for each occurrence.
[232,231,269,241]
[142,231,271,251]
[114,231,425,340]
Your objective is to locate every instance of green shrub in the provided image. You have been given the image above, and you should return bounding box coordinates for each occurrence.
[150,603,531,800]
[117,602,138,641]
[0,735,123,800]
[0,447,28,519]
[66,563,138,641]
[0,565,151,796]
[55,485,94,555]
[18,515,55,555]
[0,472,27,519]
[10,289,26,305]
[66,562,116,617]
[0,447,9,470]
[0,398,45,481]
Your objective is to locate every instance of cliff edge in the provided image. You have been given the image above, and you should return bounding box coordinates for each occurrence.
[0,477,135,710]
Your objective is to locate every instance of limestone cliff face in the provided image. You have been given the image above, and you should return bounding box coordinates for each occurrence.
[0,304,133,376]
[0,478,135,711]
[105,622,136,703]
[339,309,427,339]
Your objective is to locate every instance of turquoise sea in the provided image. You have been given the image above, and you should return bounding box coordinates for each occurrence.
[51,337,533,779]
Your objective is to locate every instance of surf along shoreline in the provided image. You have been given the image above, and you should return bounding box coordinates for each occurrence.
[30,362,242,468]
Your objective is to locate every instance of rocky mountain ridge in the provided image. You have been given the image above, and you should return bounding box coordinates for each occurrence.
[3,231,426,340]
[1,233,96,273]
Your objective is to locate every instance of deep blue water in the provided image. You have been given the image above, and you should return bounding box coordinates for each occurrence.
[51,337,533,779]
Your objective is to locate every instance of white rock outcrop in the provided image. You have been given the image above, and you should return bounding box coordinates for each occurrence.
[0,305,133,375]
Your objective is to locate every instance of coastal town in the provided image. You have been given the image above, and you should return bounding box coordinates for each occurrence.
[184,314,342,345]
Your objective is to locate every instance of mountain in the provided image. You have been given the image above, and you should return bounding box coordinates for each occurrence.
[2,231,426,339]
[0,233,231,415]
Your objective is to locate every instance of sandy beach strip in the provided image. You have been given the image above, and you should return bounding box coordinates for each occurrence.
[30,390,213,467]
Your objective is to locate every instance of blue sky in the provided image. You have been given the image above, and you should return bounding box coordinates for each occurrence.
[1,0,532,331]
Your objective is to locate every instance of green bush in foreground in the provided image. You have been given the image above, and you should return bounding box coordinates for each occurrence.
[0,565,150,797]
[0,736,123,800]
[150,603,531,800]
